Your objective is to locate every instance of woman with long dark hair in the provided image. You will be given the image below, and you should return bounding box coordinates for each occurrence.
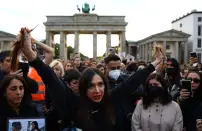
[64,68,115,130]
[164,58,182,99]
[19,27,163,131]
[178,69,202,131]
[31,121,41,131]
[131,73,183,131]
[0,75,38,131]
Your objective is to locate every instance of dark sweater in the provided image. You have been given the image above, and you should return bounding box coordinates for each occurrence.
[0,101,38,131]
[179,98,202,131]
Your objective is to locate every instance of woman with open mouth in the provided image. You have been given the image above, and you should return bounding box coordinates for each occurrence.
[20,27,164,131]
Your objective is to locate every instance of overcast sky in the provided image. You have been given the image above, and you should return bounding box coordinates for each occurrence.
[1,0,202,57]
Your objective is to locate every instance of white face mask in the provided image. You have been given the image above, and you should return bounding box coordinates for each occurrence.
[109,70,121,81]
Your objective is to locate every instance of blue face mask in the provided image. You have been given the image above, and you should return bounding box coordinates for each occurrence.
[109,70,121,81]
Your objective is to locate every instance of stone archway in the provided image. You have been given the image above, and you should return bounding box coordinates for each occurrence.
[44,13,127,60]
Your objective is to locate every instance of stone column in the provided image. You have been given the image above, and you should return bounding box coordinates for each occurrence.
[145,44,148,62]
[141,45,144,60]
[64,34,68,60]
[74,31,79,54]
[93,32,97,59]
[140,45,142,59]
[163,41,166,56]
[142,44,145,60]
[106,31,111,56]
[184,42,188,64]
[46,31,54,47]
[120,31,126,52]
[0,41,4,51]
[179,42,182,64]
[149,43,153,61]
[138,45,141,59]
[128,45,132,55]
[175,41,179,62]
[60,31,67,60]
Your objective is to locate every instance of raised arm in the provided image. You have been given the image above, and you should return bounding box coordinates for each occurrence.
[21,28,68,120]
[110,49,163,96]
[33,39,54,65]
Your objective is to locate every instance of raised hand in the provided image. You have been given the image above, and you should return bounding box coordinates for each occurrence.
[9,69,23,77]
[179,89,191,101]
[151,47,164,68]
[21,28,37,61]
[189,56,198,66]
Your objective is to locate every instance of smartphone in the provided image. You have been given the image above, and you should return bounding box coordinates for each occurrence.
[182,80,192,96]
[190,52,197,58]
[18,62,29,76]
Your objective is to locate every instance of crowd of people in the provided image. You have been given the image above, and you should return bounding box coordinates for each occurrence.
[0,27,202,131]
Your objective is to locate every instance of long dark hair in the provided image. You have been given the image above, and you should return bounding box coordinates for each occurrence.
[186,69,202,102]
[79,68,108,98]
[165,58,181,87]
[143,73,172,109]
[0,74,32,107]
[78,68,115,127]
[32,121,39,130]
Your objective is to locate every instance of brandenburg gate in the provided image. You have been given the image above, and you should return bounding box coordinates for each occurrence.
[44,13,128,60]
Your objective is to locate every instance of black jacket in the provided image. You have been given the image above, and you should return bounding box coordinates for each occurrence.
[179,97,202,131]
[0,70,6,82]
[0,101,38,131]
[29,57,155,131]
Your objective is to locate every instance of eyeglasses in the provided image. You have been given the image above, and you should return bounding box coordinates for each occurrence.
[187,77,200,83]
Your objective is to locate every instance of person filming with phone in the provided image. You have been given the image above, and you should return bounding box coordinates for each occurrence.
[178,69,202,131]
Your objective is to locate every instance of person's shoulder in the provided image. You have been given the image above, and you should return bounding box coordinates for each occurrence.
[168,100,181,109]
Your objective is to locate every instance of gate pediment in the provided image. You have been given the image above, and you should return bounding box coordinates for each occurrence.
[154,29,190,38]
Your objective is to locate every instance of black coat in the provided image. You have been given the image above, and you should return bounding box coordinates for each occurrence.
[0,70,6,82]
[179,98,202,131]
[29,57,155,131]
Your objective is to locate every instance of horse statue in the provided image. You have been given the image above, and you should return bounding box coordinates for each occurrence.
[82,2,90,13]
[76,2,95,13]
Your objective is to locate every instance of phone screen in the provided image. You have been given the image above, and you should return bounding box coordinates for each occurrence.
[182,80,192,96]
